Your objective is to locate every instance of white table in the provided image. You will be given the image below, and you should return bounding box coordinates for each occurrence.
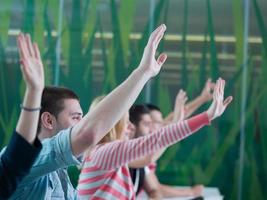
[137,187,223,200]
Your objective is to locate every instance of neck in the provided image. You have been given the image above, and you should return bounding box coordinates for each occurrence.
[38,129,55,141]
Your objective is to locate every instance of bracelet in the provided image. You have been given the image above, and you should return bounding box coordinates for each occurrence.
[20,104,41,112]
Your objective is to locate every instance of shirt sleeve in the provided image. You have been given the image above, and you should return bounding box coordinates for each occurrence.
[87,112,210,170]
[0,131,42,199]
[18,128,81,185]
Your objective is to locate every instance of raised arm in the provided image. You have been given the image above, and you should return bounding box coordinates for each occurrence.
[128,148,166,168]
[173,89,188,122]
[0,33,44,199]
[164,79,215,124]
[71,24,168,156]
[88,112,209,170]
[85,78,232,170]
[16,33,44,144]
[185,78,215,118]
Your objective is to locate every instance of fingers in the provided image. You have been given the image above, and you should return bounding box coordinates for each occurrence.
[156,53,167,66]
[215,78,231,107]
[205,78,216,90]
[222,79,225,98]
[17,33,36,59]
[176,89,186,99]
[217,78,225,101]
[26,34,35,57]
[20,59,31,79]
[176,89,188,104]
[17,34,28,60]
[213,79,219,100]
[183,96,188,104]
[154,27,166,50]
[148,24,167,51]
[33,43,41,60]
[149,24,166,43]
[205,78,211,86]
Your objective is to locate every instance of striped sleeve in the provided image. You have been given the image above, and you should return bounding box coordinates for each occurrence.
[89,112,210,170]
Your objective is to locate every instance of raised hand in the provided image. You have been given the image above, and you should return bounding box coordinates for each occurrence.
[17,33,44,91]
[200,78,215,102]
[206,78,233,120]
[192,185,204,196]
[138,24,167,77]
[173,89,188,122]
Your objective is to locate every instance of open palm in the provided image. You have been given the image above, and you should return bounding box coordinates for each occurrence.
[207,78,233,120]
[139,24,168,77]
[173,89,188,122]
[200,78,215,102]
[17,33,44,91]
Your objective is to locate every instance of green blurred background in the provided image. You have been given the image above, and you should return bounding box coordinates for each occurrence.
[0,0,267,199]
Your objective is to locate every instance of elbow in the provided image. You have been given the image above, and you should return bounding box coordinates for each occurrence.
[143,155,154,165]
[148,190,162,200]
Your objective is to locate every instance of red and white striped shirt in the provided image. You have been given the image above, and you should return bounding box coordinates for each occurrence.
[77,112,210,200]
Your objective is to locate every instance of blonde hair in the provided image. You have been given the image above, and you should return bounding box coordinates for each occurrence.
[82,95,126,164]
[89,95,126,144]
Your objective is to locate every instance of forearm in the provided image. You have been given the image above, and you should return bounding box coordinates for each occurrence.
[163,112,174,124]
[148,191,162,200]
[72,68,151,155]
[151,147,166,162]
[165,95,207,123]
[90,112,210,170]
[0,131,41,199]
[159,184,194,197]
[185,95,207,118]
[129,148,165,168]
[16,88,42,144]
[129,155,152,168]
[144,173,162,200]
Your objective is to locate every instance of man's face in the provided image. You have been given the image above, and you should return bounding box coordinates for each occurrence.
[136,113,153,137]
[121,112,136,140]
[53,99,83,135]
[149,110,163,132]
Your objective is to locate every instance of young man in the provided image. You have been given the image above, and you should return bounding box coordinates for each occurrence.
[128,81,216,199]
[6,24,168,199]
[0,34,44,198]
[145,103,204,198]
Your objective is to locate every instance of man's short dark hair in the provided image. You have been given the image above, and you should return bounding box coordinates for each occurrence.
[129,104,150,126]
[144,103,161,112]
[37,86,79,133]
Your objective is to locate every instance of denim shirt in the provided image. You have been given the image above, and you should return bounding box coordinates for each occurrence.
[4,128,81,200]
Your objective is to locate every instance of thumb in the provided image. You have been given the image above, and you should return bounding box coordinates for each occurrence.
[223,96,233,107]
[157,53,167,66]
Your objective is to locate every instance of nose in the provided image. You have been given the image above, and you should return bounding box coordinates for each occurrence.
[125,122,136,138]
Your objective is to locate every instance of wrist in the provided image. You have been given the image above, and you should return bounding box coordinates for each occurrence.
[20,104,41,112]
[198,95,209,104]
[26,87,43,95]
[189,189,195,196]
[134,67,152,80]
[23,88,43,109]
[206,110,213,121]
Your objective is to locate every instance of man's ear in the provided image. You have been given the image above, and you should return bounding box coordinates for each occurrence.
[40,112,55,130]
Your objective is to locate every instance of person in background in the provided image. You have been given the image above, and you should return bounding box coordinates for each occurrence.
[6,24,168,199]
[128,80,216,199]
[77,78,232,199]
[0,33,44,199]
